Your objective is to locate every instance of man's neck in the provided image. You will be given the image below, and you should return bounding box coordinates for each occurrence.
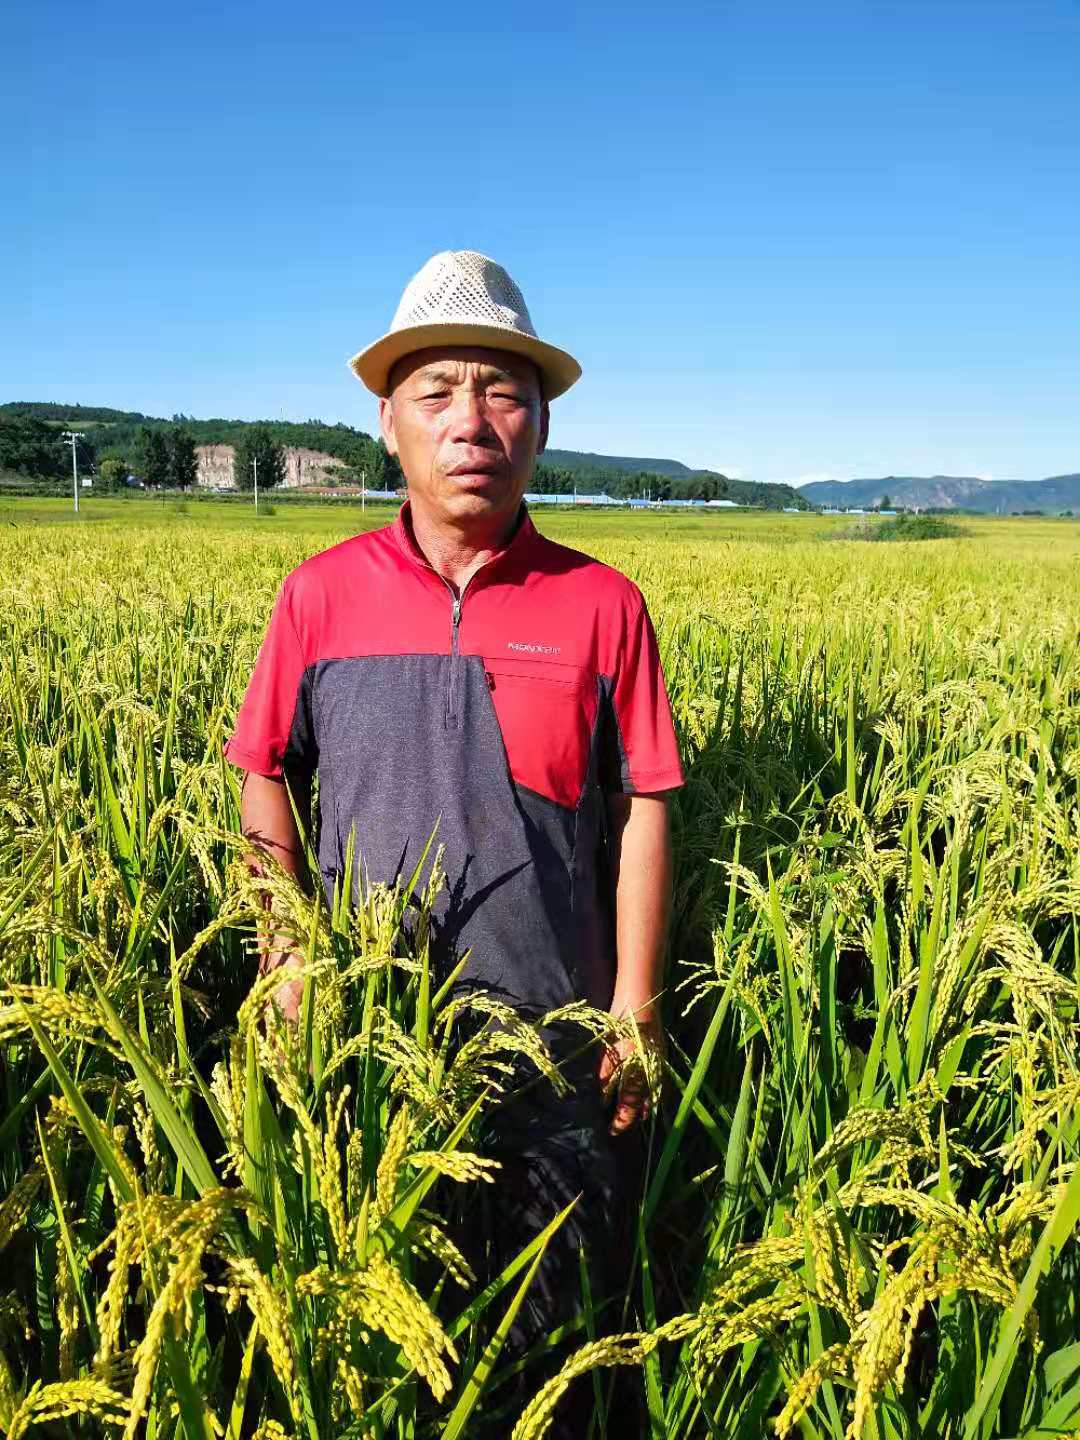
[407,502,522,594]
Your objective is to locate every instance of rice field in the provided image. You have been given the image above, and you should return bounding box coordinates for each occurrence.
[1,498,1078,1439]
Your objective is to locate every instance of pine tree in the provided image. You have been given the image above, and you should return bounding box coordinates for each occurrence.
[233,426,286,491]
[374,439,404,491]
[168,429,198,490]
[140,427,170,488]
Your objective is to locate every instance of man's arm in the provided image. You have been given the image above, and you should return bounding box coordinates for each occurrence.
[599,791,674,1134]
[239,770,311,1022]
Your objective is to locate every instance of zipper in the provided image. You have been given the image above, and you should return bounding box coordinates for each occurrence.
[440,578,475,728]
[432,548,503,727]
[447,593,462,726]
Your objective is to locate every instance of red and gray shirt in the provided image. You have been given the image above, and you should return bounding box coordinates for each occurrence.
[224,502,684,1019]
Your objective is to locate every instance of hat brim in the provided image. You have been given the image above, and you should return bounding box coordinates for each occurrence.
[348,323,582,401]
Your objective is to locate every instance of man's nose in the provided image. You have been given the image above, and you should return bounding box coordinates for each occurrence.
[445,390,495,444]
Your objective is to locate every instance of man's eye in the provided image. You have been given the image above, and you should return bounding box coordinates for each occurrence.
[492,391,525,403]
[421,391,449,401]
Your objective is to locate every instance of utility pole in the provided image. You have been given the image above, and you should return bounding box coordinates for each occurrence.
[253,454,259,515]
[61,431,84,515]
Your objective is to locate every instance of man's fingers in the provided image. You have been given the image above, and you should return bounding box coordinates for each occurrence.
[597,1037,626,1095]
[609,1091,649,1134]
[263,973,304,1030]
[598,1024,665,1130]
[608,1063,650,1134]
[278,984,303,1022]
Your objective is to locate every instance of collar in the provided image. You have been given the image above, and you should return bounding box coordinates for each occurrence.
[390,497,539,574]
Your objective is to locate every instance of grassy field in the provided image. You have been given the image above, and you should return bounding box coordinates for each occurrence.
[1,498,1078,1439]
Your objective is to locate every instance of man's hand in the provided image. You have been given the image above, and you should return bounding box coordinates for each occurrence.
[598,1010,667,1135]
[238,771,311,1028]
[261,943,305,1026]
[603,790,673,1135]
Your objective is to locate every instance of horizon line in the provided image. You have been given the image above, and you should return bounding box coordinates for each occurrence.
[1,398,1074,487]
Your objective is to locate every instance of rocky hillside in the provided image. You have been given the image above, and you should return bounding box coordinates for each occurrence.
[196,444,345,489]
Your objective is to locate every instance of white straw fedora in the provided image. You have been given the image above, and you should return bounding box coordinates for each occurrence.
[348,250,582,401]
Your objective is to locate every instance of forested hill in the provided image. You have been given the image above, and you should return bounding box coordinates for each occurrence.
[0,402,810,507]
[540,448,695,478]
[0,402,381,471]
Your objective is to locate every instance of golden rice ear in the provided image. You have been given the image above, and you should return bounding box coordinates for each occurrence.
[3,1379,130,1438]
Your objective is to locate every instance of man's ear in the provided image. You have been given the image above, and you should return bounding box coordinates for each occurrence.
[537,400,550,455]
[379,396,399,456]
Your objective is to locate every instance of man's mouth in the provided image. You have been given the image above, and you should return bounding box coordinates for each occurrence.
[446,457,505,476]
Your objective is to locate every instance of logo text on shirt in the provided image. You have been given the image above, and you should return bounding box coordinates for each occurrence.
[507,641,562,655]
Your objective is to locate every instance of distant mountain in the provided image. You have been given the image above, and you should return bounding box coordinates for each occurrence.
[800,474,1080,514]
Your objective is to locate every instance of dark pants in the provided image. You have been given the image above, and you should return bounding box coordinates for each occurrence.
[448,1075,648,1439]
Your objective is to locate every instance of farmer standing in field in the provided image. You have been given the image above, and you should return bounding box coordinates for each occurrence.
[223,250,684,1435]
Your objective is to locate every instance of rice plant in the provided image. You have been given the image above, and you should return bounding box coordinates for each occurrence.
[1,502,1077,1437]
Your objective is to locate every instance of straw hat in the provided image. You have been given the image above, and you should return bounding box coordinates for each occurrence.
[348,250,582,401]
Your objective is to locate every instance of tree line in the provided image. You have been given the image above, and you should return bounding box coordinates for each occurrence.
[0,415,87,480]
[0,412,404,493]
[533,461,806,507]
[1,403,803,507]
[0,406,406,493]
[0,413,199,490]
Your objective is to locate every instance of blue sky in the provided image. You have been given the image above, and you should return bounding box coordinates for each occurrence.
[7,0,1079,483]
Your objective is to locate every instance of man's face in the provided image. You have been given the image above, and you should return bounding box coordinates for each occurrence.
[379,346,549,531]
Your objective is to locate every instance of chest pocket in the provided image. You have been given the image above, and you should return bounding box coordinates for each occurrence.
[480,655,597,811]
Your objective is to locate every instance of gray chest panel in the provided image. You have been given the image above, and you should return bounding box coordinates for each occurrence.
[313,654,615,1016]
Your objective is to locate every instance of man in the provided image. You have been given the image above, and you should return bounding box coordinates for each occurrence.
[224,250,684,1432]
